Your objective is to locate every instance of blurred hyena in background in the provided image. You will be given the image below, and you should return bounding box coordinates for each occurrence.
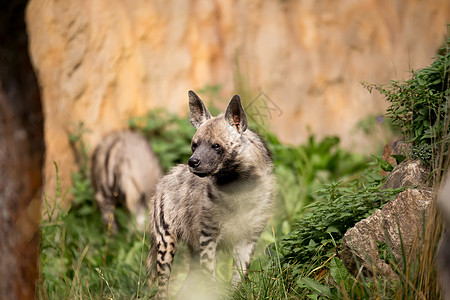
[91,131,162,232]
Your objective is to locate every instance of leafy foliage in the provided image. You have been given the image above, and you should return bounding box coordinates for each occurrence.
[264,133,368,234]
[290,37,450,300]
[278,164,404,269]
[363,38,450,167]
[297,257,354,299]
[129,109,196,172]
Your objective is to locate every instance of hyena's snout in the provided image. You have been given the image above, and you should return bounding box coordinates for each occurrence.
[188,157,200,168]
[188,144,222,177]
[188,155,209,177]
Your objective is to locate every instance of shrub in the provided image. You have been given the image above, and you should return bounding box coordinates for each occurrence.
[363,37,449,171]
[128,109,196,172]
[264,133,368,234]
[278,163,404,269]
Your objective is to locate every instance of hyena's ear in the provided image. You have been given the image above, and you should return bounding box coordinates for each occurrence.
[189,90,212,129]
[225,95,248,134]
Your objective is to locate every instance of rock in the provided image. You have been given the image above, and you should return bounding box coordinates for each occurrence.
[341,188,433,278]
[25,0,450,205]
[382,159,430,190]
[340,208,392,278]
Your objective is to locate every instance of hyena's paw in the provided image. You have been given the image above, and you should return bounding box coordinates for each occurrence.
[102,212,118,234]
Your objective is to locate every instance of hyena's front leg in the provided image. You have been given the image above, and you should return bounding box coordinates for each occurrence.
[231,238,258,287]
[94,191,118,233]
[155,230,178,300]
[176,229,219,299]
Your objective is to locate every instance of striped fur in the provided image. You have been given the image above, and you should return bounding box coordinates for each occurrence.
[91,131,162,232]
[148,91,276,299]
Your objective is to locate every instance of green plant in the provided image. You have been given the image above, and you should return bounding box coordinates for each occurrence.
[308,36,450,300]
[278,163,404,270]
[129,109,196,172]
[348,38,449,299]
[229,223,304,300]
[264,132,368,235]
[39,193,156,299]
[363,37,450,171]
[297,257,355,299]
[230,258,302,300]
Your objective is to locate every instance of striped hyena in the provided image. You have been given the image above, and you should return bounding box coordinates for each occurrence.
[91,131,162,232]
[148,91,276,299]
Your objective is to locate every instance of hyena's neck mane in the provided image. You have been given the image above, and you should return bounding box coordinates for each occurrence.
[213,130,272,186]
[213,158,257,186]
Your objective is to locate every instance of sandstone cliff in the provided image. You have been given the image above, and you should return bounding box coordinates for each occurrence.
[25,0,450,204]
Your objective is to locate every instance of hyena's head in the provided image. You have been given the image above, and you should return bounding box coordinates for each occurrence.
[187,90,247,177]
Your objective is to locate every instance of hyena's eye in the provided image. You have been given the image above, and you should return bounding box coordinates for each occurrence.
[191,142,198,152]
[211,143,221,151]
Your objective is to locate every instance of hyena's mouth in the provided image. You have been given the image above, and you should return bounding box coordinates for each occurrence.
[191,170,210,177]
[188,165,212,177]
[188,157,214,177]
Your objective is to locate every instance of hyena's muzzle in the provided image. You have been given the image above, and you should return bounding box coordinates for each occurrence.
[188,141,224,177]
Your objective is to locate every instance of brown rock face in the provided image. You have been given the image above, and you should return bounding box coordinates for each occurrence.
[25,0,450,202]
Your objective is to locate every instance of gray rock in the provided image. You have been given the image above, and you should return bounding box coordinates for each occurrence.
[341,188,433,278]
[382,159,430,190]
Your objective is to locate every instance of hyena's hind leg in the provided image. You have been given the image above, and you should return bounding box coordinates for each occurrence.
[199,231,218,276]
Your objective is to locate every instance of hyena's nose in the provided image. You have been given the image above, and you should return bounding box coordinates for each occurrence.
[188,157,200,168]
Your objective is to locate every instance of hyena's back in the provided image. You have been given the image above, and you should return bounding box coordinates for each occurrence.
[91,131,162,231]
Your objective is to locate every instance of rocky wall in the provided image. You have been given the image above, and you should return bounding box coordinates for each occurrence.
[25,0,450,204]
